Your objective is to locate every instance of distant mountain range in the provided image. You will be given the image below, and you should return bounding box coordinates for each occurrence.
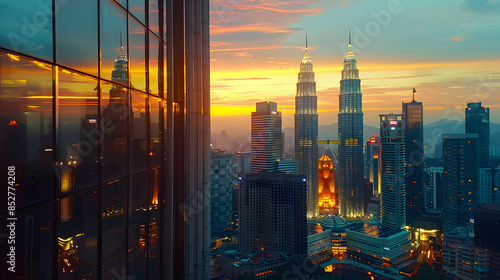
[219,119,500,157]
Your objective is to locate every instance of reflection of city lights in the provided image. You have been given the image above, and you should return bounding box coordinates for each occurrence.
[7,53,20,61]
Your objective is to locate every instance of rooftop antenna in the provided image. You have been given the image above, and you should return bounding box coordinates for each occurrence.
[120,31,123,48]
[306,32,308,50]
[412,87,417,102]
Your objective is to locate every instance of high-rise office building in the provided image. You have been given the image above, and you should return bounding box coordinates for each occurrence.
[403,94,424,225]
[442,134,479,233]
[0,0,211,279]
[474,203,500,280]
[295,40,319,218]
[466,102,490,167]
[251,101,282,173]
[365,132,381,197]
[379,114,406,230]
[239,172,308,259]
[210,150,233,235]
[425,166,444,211]
[338,31,364,218]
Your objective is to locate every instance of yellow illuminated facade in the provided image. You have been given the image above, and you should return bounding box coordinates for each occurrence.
[318,151,336,214]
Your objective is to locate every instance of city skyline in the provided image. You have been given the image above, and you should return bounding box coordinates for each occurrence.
[210,0,500,131]
[1,1,500,279]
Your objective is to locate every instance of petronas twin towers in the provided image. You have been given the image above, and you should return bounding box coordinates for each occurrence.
[295,32,364,219]
[295,42,319,218]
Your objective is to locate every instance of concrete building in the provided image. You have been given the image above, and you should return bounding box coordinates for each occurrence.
[425,166,443,212]
[251,102,282,173]
[365,132,382,197]
[239,172,308,260]
[210,150,234,235]
[466,102,490,167]
[379,114,406,230]
[346,223,412,266]
[442,134,479,232]
[474,203,500,280]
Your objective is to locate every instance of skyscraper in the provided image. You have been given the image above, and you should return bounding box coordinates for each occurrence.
[366,132,381,197]
[210,150,233,235]
[0,0,211,279]
[338,31,364,218]
[295,38,319,218]
[379,114,406,230]
[239,172,308,259]
[466,102,490,167]
[474,203,500,280]
[251,101,282,173]
[442,134,479,233]
[402,91,425,225]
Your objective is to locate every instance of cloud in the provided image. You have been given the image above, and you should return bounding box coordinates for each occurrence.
[231,51,252,57]
[462,0,500,14]
[222,77,271,81]
[211,84,234,89]
[443,35,469,42]
[211,41,230,47]
[363,74,440,80]
[212,45,312,53]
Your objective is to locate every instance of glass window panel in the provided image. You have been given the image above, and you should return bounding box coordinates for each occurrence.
[101,179,127,278]
[115,0,127,9]
[163,1,167,42]
[148,167,160,278]
[149,0,160,36]
[149,96,161,166]
[129,16,146,91]
[129,0,146,25]
[0,52,53,210]
[0,0,53,61]
[164,43,167,94]
[149,34,160,95]
[101,81,129,183]
[56,68,99,194]
[129,171,148,280]
[2,202,55,280]
[100,0,128,86]
[130,90,148,173]
[58,189,99,280]
[56,0,98,76]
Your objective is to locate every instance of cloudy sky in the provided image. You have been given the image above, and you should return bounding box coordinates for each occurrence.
[209,0,500,131]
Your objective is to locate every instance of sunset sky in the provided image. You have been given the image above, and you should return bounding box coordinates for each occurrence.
[209,0,500,132]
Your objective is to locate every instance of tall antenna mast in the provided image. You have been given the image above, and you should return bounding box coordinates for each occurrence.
[348,28,352,48]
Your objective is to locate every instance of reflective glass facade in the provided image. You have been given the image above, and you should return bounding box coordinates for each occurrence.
[251,102,282,173]
[0,0,210,279]
[402,101,424,225]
